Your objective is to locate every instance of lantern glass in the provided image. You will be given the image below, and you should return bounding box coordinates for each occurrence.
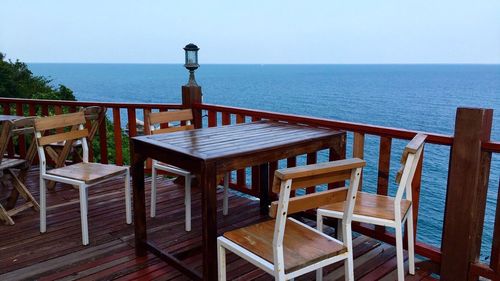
[185,50,197,65]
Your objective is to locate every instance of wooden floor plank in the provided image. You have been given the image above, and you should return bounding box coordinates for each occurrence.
[0,167,436,280]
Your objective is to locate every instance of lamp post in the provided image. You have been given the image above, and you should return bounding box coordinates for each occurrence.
[181,43,202,128]
[183,43,200,86]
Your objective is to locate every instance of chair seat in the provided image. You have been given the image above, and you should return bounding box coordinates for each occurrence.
[46,162,127,185]
[320,192,412,221]
[0,158,27,170]
[223,218,346,273]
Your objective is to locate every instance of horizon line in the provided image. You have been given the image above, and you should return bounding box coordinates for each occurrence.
[26,62,500,65]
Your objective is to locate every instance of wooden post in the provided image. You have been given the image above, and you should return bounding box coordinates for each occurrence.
[490,178,500,276]
[182,85,202,128]
[441,107,493,280]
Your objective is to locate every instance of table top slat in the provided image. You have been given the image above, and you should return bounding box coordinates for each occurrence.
[160,124,289,147]
[133,121,342,161]
[196,129,333,154]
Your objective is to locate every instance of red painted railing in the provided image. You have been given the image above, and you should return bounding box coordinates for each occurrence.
[2,96,500,279]
[0,97,184,165]
[197,103,451,263]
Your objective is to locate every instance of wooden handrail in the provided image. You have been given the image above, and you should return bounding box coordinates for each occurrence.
[0,97,184,110]
[0,97,185,166]
[195,103,454,145]
[198,102,444,263]
[483,140,500,153]
[3,97,500,277]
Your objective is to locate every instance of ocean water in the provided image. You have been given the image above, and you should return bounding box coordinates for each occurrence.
[29,63,500,260]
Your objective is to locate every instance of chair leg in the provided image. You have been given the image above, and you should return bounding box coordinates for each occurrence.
[407,210,416,275]
[316,213,324,281]
[150,167,157,218]
[316,268,323,281]
[185,176,191,232]
[217,241,226,281]
[10,169,39,211]
[395,221,405,281]
[344,223,354,281]
[40,177,47,233]
[337,218,343,241]
[79,185,89,245]
[223,173,229,216]
[317,212,323,232]
[125,169,132,224]
[0,203,15,225]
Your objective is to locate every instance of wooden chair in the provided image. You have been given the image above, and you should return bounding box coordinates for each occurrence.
[46,106,106,189]
[217,158,365,281]
[145,109,230,231]
[0,117,40,225]
[34,111,131,245]
[317,134,426,280]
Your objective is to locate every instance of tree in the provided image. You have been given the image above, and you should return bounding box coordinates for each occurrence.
[0,53,130,165]
[0,52,76,101]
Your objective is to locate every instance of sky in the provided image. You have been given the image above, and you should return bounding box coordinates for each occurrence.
[1,0,499,64]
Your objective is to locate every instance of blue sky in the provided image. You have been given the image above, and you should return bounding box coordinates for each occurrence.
[1,0,499,64]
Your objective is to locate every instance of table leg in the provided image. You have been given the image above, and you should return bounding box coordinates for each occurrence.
[132,150,147,256]
[201,162,218,280]
[259,163,270,215]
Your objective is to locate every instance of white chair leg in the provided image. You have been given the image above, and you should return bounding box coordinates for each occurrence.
[150,167,157,218]
[185,175,191,232]
[395,221,405,281]
[407,210,415,275]
[223,173,229,216]
[337,218,343,241]
[217,241,227,281]
[79,185,89,245]
[125,169,132,224]
[317,212,323,232]
[316,213,324,281]
[316,268,323,281]
[40,177,46,233]
[344,223,354,281]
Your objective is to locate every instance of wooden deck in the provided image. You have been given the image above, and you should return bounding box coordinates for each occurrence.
[0,167,437,280]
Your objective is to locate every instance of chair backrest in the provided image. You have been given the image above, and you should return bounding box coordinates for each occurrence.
[0,117,36,166]
[81,106,106,142]
[34,111,89,174]
[394,133,427,205]
[0,121,13,165]
[269,158,365,272]
[145,109,194,135]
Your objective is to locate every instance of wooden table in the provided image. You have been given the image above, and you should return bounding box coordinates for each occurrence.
[131,120,345,280]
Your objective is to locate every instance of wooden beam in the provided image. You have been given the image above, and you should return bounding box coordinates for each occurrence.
[181,85,202,129]
[441,107,493,280]
[490,178,500,274]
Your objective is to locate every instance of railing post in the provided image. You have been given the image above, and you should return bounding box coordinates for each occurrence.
[182,85,202,128]
[441,107,493,280]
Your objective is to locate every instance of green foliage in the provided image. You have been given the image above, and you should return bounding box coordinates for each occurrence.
[0,52,130,165]
[0,52,76,101]
[91,119,130,165]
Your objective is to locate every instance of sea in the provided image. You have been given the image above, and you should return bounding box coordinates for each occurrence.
[29,63,500,261]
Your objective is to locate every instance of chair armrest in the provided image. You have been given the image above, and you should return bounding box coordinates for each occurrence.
[275,158,366,180]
